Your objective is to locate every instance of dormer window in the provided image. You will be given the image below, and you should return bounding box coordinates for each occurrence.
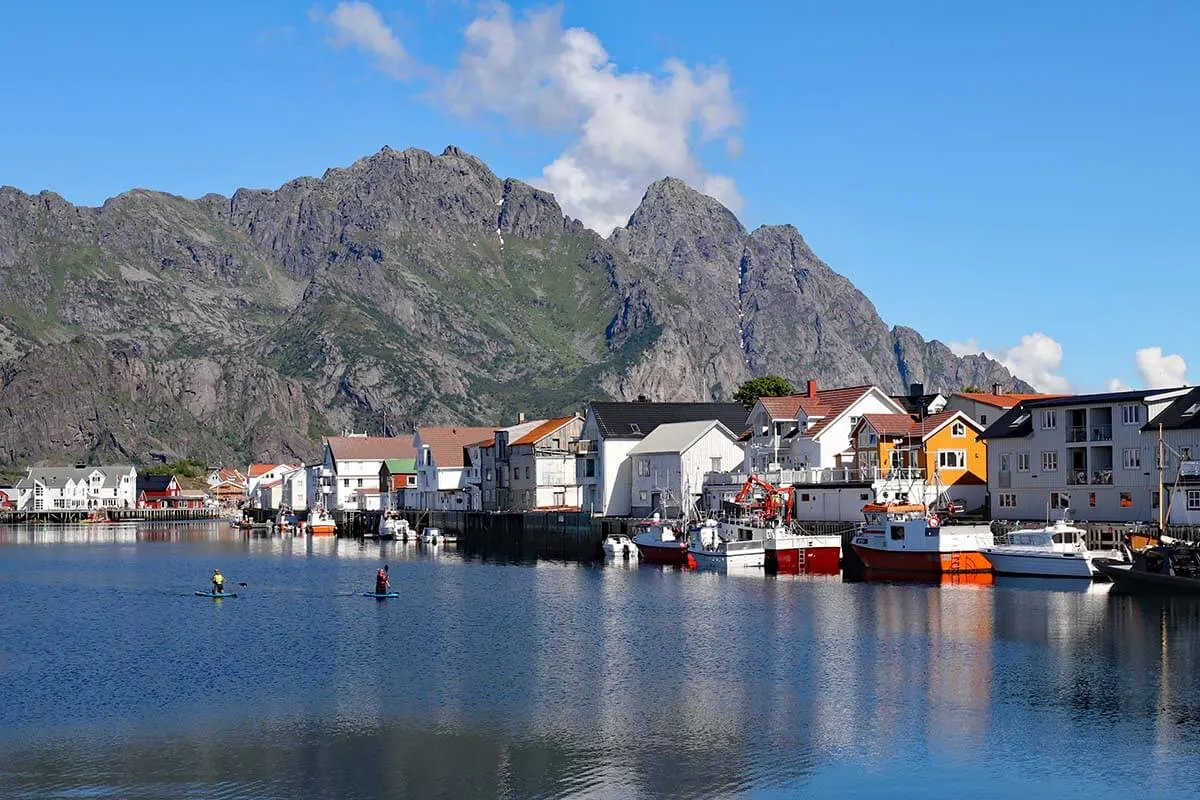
[629,423,641,434]
[1184,404,1200,417]
[1011,413,1030,427]
[951,422,966,438]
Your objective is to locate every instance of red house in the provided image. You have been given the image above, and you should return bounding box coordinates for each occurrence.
[136,475,204,509]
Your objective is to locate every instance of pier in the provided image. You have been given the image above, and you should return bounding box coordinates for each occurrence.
[0,507,224,525]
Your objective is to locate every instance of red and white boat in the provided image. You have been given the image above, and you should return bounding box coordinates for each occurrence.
[632,515,689,565]
[308,507,337,537]
[724,475,842,574]
[850,503,993,574]
[688,519,765,570]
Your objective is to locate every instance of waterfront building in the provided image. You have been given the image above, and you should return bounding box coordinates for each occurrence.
[245,463,301,509]
[379,458,418,510]
[576,401,748,517]
[14,465,138,511]
[626,420,744,518]
[482,415,584,511]
[982,386,1194,522]
[946,385,1063,428]
[135,475,206,509]
[413,426,495,510]
[317,435,416,511]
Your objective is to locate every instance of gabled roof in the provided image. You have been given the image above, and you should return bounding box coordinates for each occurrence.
[512,416,579,446]
[136,475,176,493]
[325,436,417,462]
[754,385,893,438]
[759,395,823,420]
[212,467,245,482]
[382,457,417,473]
[954,391,1066,409]
[16,466,134,490]
[1143,387,1200,431]
[416,427,495,468]
[890,393,946,415]
[588,402,748,440]
[856,410,981,442]
[247,463,276,478]
[627,420,738,455]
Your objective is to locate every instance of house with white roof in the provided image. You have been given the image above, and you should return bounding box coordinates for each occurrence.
[15,465,138,511]
[626,420,744,518]
[576,401,749,517]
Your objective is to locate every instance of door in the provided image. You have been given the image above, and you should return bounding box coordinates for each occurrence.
[650,492,661,512]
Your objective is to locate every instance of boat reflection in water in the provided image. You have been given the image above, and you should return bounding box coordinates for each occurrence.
[852,569,995,588]
[992,575,1113,594]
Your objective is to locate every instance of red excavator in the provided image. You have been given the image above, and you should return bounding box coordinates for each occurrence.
[732,475,794,523]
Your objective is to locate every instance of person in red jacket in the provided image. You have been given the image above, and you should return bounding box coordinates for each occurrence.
[374,565,390,594]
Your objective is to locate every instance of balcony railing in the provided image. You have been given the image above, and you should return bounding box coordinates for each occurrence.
[1092,469,1113,485]
[1067,469,1088,486]
[1067,427,1088,443]
[1068,469,1113,485]
[1091,425,1112,442]
[706,466,926,487]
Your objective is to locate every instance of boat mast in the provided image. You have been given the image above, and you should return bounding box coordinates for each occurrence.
[1158,423,1165,532]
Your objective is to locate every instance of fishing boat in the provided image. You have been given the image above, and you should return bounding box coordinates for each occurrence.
[850,503,993,574]
[632,515,689,566]
[602,532,638,560]
[308,508,337,536]
[688,518,765,570]
[374,514,410,541]
[419,526,442,545]
[981,513,1127,578]
[1095,541,1200,594]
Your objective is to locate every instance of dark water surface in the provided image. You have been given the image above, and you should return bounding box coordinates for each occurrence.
[2,523,1199,799]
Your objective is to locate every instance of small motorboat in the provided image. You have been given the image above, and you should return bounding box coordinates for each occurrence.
[602,532,638,560]
[420,526,442,545]
[981,516,1123,578]
[1094,542,1200,594]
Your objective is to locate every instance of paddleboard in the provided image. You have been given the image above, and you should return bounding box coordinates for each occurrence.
[195,591,238,598]
[362,592,400,598]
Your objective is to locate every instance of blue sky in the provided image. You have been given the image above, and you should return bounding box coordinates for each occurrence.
[1,1,1197,392]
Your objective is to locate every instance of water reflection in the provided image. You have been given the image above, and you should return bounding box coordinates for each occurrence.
[2,525,1200,799]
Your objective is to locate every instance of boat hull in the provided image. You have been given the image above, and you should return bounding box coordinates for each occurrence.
[308,524,336,536]
[1094,560,1200,594]
[689,546,765,570]
[765,535,841,575]
[982,549,1095,579]
[635,541,689,566]
[602,538,638,559]
[851,545,992,574]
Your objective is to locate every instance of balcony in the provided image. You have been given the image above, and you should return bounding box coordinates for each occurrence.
[1090,425,1112,442]
[1092,470,1113,485]
[1067,469,1113,486]
[1067,469,1088,486]
[1067,427,1088,443]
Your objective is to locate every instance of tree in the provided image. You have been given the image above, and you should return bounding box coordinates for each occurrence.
[961,384,986,393]
[733,376,795,410]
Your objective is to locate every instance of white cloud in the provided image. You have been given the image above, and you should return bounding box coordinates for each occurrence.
[947,332,1071,393]
[325,2,410,78]
[321,3,743,235]
[1135,346,1189,388]
[1106,377,1133,392]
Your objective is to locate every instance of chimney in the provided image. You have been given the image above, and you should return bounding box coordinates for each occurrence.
[807,379,817,398]
[909,382,924,399]
[992,383,1003,396]
[637,394,648,402]
[518,412,526,424]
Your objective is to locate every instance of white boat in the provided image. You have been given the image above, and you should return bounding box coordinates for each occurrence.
[688,519,765,570]
[376,514,410,541]
[420,526,442,545]
[308,508,337,536]
[981,516,1128,578]
[602,532,639,560]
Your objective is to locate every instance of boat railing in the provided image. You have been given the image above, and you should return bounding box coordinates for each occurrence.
[722,539,763,553]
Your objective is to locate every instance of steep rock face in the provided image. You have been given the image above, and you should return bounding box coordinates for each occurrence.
[0,145,1029,467]
[609,178,749,400]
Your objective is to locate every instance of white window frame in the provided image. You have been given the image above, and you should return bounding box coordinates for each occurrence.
[1122,448,1141,469]
[1040,410,1058,430]
[998,493,1017,508]
[937,450,966,470]
[1017,452,1030,472]
[951,421,966,438]
[1120,404,1142,426]
[637,459,650,477]
[1051,491,1070,509]
[1042,451,1058,472]
[1188,490,1200,511]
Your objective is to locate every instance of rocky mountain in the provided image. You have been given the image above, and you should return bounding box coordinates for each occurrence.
[0,146,1027,467]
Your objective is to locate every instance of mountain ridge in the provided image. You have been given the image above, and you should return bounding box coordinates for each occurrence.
[0,145,1029,467]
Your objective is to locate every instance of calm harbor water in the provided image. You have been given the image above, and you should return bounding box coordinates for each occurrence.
[2,523,1199,799]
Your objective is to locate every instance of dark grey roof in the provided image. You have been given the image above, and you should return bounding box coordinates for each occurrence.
[889,393,944,414]
[979,404,1035,440]
[588,402,749,440]
[137,475,175,493]
[980,387,1195,439]
[1018,389,1178,409]
[1143,387,1200,432]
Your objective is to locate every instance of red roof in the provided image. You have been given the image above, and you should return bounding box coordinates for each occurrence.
[247,463,275,478]
[416,427,495,468]
[954,392,1066,409]
[857,410,981,441]
[326,436,417,461]
[511,416,578,446]
[758,385,879,437]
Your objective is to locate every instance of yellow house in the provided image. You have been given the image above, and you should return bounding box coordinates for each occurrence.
[850,410,987,487]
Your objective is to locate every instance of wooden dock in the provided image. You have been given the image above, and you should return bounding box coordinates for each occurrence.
[0,508,223,525]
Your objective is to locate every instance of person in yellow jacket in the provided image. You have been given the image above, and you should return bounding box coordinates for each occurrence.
[212,569,226,595]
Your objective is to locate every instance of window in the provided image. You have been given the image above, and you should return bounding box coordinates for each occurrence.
[1121,404,1143,425]
[1120,492,1133,508]
[585,459,595,478]
[1017,453,1030,472]
[1122,448,1141,469]
[859,429,877,447]
[890,525,905,541]
[639,491,648,502]
[1011,413,1030,428]
[951,421,966,438]
[1188,490,1200,511]
[1185,404,1200,417]
[629,423,641,434]
[711,457,722,473]
[859,493,870,501]
[637,459,650,477]
[937,450,966,470]
[357,478,363,488]
[525,466,531,480]
[1152,491,1160,509]
[998,493,1016,508]
[849,415,860,428]
[800,493,811,502]
[406,475,416,487]
[1050,492,1070,509]
[1042,451,1058,472]
[980,414,988,426]
[1089,492,1097,507]
[1041,410,1058,429]
[1181,447,1193,460]
[343,479,350,488]
[553,491,565,506]
[1000,454,1011,472]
